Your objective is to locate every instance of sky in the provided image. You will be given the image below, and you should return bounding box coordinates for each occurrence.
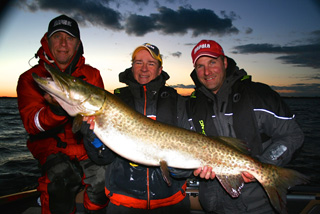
[0,0,320,97]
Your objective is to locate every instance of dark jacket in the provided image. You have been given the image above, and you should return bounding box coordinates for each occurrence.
[85,67,191,209]
[187,57,304,213]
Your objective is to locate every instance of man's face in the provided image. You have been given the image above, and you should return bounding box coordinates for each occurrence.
[132,49,162,85]
[195,56,228,94]
[48,31,80,70]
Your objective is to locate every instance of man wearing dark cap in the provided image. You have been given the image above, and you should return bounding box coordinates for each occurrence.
[81,43,193,213]
[187,40,304,213]
[17,15,108,213]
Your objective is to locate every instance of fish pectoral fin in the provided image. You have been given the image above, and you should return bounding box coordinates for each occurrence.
[72,114,84,133]
[160,160,172,186]
[213,136,250,155]
[216,174,245,198]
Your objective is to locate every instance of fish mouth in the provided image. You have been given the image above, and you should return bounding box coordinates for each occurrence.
[32,63,106,117]
[32,73,63,91]
[32,64,73,103]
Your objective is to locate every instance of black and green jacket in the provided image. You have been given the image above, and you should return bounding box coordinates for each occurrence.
[187,56,304,213]
[187,57,304,166]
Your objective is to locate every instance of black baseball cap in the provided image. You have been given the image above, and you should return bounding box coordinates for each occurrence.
[47,15,80,39]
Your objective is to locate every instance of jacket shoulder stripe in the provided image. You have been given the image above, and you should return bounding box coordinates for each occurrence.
[254,108,295,120]
[34,107,45,132]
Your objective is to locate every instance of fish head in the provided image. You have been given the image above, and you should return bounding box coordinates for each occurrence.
[32,63,106,116]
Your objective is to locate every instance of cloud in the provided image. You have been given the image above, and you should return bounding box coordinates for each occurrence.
[245,27,253,34]
[171,84,195,89]
[125,14,156,36]
[220,10,240,21]
[171,51,182,58]
[131,0,149,4]
[300,73,320,81]
[312,0,320,11]
[0,0,13,21]
[271,83,320,97]
[232,31,320,69]
[17,0,239,37]
[172,83,320,97]
[17,0,123,30]
[125,6,240,36]
[171,81,320,97]
[148,6,239,37]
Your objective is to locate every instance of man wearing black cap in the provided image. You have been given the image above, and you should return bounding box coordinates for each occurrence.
[17,15,108,213]
[81,43,193,213]
[187,40,304,213]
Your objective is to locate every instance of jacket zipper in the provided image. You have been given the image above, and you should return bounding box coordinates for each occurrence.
[143,85,147,116]
[143,85,150,209]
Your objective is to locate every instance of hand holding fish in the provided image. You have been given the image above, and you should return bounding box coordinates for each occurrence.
[194,166,215,179]
[83,116,96,130]
[44,93,59,105]
[44,93,69,116]
[242,171,256,182]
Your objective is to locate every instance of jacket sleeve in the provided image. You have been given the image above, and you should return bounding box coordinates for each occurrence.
[252,83,304,166]
[17,67,69,135]
[83,138,116,165]
[168,167,194,178]
[81,121,116,165]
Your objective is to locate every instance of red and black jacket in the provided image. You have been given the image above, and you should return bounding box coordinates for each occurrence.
[17,33,104,165]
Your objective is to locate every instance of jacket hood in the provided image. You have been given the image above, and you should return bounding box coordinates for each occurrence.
[36,33,84,74]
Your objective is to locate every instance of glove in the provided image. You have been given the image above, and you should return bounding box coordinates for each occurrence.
[168,167,193,178]
[80,121,102,148]
[91,138,103,149]
[49,103,68,116]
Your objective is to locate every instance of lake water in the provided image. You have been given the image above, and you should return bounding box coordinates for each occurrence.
[0,97,319,197]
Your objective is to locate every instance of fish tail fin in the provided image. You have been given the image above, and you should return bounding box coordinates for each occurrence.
[259,165,309,214]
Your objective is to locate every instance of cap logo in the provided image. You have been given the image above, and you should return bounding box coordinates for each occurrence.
[145,44,155,50]
[53,19,72,27]
[194,43,211,55]
[144,43,160,56]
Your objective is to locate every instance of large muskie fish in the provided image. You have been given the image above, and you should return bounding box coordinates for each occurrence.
[32,64,308,213]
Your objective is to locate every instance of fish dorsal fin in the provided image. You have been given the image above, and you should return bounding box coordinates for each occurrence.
[160,160,172,186]
[72,115,84,133]
[212,136,250,155]
[215,173,245,198]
